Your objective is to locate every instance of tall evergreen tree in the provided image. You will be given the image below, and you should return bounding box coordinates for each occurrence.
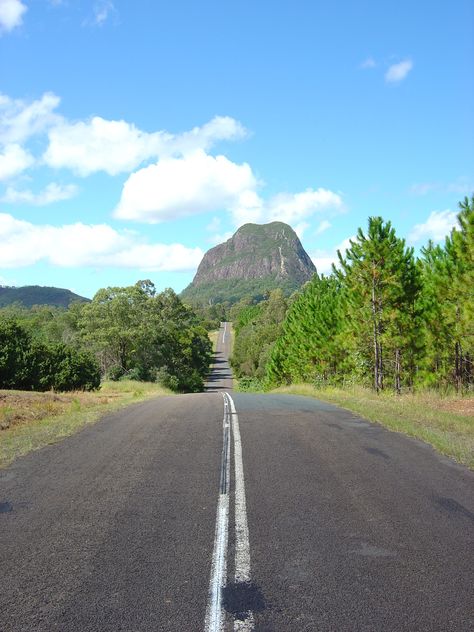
[267,275,346,385]
[335,217,421,392]
[420,196,474,390]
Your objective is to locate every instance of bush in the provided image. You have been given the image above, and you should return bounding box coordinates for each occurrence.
[107,365,125,381]
[0,318,100,391]
[155,367,180,392]
[237,376,267,392]
[0,319,32,389]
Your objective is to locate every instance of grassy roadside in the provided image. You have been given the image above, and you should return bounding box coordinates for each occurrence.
[209,330,219,352]
[0,380,172,469]
[271,384,474,469]
[229,322,235,355]
[209,323,235,354]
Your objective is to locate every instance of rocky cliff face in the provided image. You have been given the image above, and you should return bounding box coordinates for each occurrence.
[181,222,316,304]
[193,222,316,286]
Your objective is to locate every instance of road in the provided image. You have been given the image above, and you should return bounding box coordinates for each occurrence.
[1,322,473,631]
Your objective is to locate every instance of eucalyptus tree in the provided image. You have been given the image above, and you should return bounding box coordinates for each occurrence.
[78,282,212,391]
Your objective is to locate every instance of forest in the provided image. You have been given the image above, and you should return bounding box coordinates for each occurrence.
[0,282,212,393]
[232,196,473,394]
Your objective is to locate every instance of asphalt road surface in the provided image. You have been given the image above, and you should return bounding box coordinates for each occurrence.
[1,322,473,631]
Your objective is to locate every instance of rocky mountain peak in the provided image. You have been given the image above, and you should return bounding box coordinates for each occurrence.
[181,221,316,305]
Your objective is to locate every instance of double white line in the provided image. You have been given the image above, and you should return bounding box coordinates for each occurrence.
[204,392,254,632]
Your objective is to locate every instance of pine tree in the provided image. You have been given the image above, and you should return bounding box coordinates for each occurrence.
[421,196,474,390]
[336,217,421,392]
[266,275,346,385]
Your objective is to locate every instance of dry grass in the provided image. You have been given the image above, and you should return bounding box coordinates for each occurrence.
[208,330,219,352]
[0,380,172,468]
[272,384,474,469]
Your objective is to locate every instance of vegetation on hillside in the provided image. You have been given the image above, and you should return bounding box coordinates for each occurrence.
[181,276,302,307]
[231,290,289,383]
[181,221,315,306]
[0,285,89,308]
[0,281,212,393]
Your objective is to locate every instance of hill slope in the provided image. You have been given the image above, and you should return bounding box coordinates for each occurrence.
[181,221,316,305]
[0,286,90,309]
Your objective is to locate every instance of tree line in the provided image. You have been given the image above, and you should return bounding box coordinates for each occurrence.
[233,196,473,393]
[0,281,212,393]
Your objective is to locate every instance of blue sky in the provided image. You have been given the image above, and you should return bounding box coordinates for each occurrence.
[0,0,473,298]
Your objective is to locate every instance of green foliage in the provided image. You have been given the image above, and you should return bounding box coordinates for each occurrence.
[417,196,474,390]
[231,289,288,379]
[335,217,422,392]
[0,285,89,308]
[236,376,267,392]
[79,282,212,392]
[0,280,212,394]
[261,198,474,393]
[0,319,32,389]
[266,218,426,391]
[267,275,346,385]
[0,319,100,391]
[181,276,301,307]
[181,221,315,307]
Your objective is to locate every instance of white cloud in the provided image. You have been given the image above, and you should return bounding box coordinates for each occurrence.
[171,116,247,155]
[310,236,354,275]
[230,188,263,225]
[44,116,168,176]
[0,212,203,271]
[0,92,61,144]
[360,57,376,69]
[43,114,246,176]
[265,188,343,225]
[315,219,331,235]
[115,148,344,232]
[85,0,117,26]
[114,150,343,235]
[104,243,204,271]
[206,216,222,232]
[385,59,413,83]
[410,179,474,196]
[294,222,309,238]
[208,231,233,246]
[408,210,458,244]
[0,143,34,180]
[410,182,438,196]
[1,182,78,205]
[114,149,258,222]
[0,0,26,33]
[0,93,245,176]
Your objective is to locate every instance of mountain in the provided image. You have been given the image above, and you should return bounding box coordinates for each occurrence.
[181,221,316,305]
[0,285,90,309]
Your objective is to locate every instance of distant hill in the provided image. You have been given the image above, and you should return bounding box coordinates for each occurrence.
[181,221,316,305]
[0,285,90,309]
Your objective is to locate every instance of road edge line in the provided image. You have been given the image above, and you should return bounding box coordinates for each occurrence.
[204,394,231,632]
[226,392,255,631]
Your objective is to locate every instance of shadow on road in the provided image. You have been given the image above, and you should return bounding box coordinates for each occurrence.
[205,352,233,392]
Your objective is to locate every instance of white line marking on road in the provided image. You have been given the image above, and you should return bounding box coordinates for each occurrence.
[204,397,231,632]
[205,393,254,631]
[227,393,251,583]
[226,392,255,632]
[223,322,227,344]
